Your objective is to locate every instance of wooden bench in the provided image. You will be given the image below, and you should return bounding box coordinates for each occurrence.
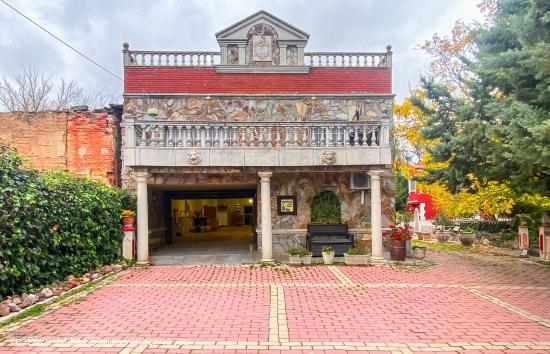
[306,224,354,257]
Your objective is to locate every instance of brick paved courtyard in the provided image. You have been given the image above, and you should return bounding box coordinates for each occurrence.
[0,251,549,353]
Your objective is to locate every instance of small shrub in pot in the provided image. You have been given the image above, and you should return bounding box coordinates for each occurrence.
[322,246,335,265]
[287,248,312,265]
[344,247,369,265]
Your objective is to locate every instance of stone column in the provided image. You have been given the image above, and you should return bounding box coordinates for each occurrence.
[135,170,150,265]
[259,171,273,262]
[279,44,287,65]
[368,170,385,262]
[237,44,246,65]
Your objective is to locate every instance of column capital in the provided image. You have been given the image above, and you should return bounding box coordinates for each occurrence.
[134,169,150,183]
[258,171,273,180]
[367,170,386,179]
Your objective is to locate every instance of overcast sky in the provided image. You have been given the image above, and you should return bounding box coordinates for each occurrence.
[0,0,484,104]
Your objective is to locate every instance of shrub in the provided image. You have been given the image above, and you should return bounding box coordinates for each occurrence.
[0,145,131,296]
[287,248,311,256]
[346,247,367,255]
[321,245,333,254]
[457,220,514,234]
[310,190,342,224]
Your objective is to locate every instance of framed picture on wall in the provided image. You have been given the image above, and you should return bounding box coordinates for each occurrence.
[277,196,297,216]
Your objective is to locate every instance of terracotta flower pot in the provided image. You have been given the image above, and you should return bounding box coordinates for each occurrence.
[389,239,407,261]
[122,216,136,231]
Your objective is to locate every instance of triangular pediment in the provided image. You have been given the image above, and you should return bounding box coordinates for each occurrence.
[215,10,309,41]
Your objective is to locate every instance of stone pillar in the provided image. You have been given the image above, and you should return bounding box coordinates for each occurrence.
[135,170,150,265]
[368,170,385,262]
[279,44,287,65]
[238,44,246,65]
[297,45,305,66]
[259,171,273,262]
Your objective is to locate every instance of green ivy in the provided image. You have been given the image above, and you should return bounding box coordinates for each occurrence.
[0,145,131,297]
[310,190,342,224]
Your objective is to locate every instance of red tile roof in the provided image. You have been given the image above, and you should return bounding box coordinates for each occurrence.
[124,67,392,95]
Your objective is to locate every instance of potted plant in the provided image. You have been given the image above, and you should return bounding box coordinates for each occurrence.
[433,212,452,243]
[344,247,369,265]
[458,226,476,246]
[383,224,413,261]
[287,248,312,265]
[322,246,335,265]
[121,209,136,230]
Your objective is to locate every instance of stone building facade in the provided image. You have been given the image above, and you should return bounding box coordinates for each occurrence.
[121,11,395,263]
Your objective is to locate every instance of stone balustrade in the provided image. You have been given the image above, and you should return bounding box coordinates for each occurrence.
[304,52,391,68]
[123,46,392,68]
[131,121,390,148]
[124,50,221,66]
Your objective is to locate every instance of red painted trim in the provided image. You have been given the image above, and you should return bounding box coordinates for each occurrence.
[124,67,392,94]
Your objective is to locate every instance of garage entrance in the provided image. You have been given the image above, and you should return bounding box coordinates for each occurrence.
[149,189,260,265]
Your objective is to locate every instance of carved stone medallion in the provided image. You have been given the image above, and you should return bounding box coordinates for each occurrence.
[321,150,336,165]
[252,35,272,62]
[186,151,202,165]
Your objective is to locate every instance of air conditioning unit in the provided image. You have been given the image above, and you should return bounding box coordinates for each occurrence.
[351,173,370,189]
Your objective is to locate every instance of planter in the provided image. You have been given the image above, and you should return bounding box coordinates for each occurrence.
[389,239,407,261]
[121,216,136,231]
[458,232,476,246]
[322,251,335,265]
[344,253,369,265]
[412,246,426,259]
[435,230,451,243]
[289,255,312,265]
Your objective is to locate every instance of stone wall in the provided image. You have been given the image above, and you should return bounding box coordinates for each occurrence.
[0,110,121,186]
[124,96,392,122]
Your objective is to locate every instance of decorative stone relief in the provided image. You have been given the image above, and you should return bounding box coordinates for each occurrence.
[246,23,279,65]
[125,97,392,122]
[287,46,298,65]
[186,151,202,165]
[228,46,238,65]
[252,35,272,62]
[321,150,336,165]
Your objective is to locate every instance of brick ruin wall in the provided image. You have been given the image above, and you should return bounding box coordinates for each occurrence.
[0,110,121,186]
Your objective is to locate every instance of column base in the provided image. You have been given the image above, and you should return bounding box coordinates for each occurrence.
[136,260,151,266]
[369,256,387,265]
[261,259,274,263]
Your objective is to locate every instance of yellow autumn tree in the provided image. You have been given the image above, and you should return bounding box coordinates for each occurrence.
[393,92,518,219]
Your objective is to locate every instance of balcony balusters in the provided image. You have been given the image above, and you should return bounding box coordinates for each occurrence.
[133,122,387,149]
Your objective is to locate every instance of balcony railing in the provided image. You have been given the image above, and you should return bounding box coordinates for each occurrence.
[128,121,390,148]
[123,50,392,68]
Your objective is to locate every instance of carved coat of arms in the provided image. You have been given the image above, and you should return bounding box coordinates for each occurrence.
[321,150,336,165]
[186,151,202,165]
[252,35,272,62]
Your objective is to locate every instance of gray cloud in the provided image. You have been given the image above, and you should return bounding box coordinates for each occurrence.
[0,0,483,106]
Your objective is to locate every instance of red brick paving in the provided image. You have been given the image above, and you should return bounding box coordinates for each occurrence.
[0,250,549,353]
[285,286,550,343]
[116,265,340,285]
[9,286,270,341]
[483,288,550,319]
[340,253,549,287]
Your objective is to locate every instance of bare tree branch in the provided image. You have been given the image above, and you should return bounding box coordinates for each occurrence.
[53,79,84,110]
[0,66,121,113]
